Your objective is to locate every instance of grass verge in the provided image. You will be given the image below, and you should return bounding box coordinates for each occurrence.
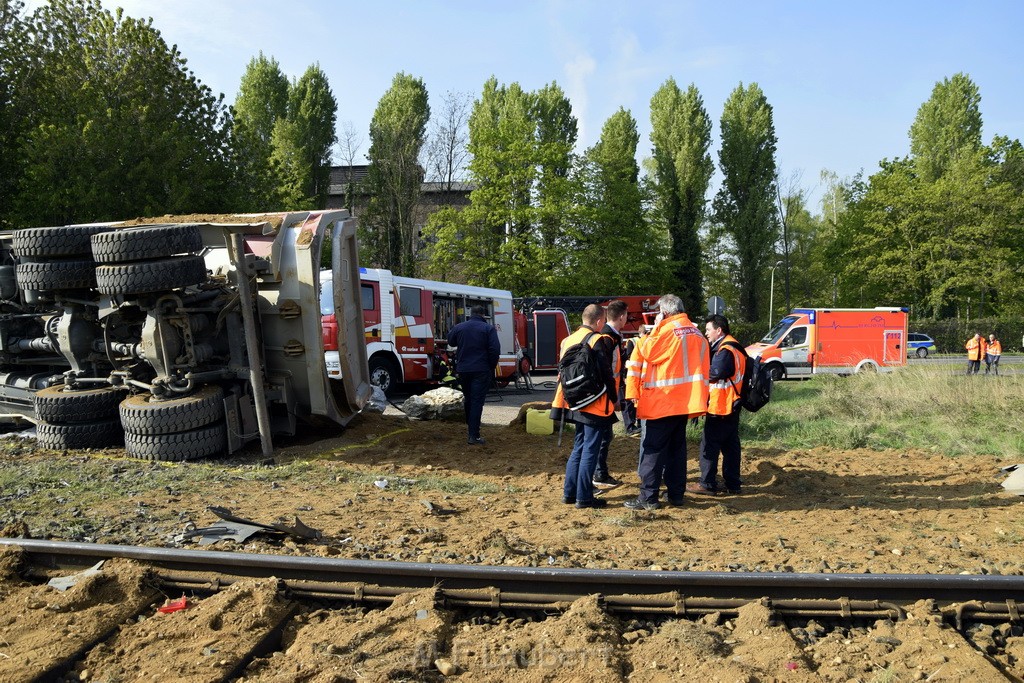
[741,366,1024,457]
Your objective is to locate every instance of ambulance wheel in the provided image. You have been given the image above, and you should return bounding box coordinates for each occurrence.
[916,347,928,359]
[857,361,878,373]
[368,356,400,397]
[767,363,786,382]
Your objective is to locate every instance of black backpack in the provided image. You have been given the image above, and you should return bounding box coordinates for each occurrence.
[723,341,772,413]
[558,332,607,410]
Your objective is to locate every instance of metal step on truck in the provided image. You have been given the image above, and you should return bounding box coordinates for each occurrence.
[0,210,371,460]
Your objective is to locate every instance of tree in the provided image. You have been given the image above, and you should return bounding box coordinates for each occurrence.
[0,0,31,228]
[336,120,364,213]
[424,90,471,196]
[231,53,289,209]
[362,72,429,275]
[13,0,234,226]
[649,79,713,316]
[713,82,779,323]
[286,64,337,207]
[424,77,540,291]
[565,108,667,294]
[533,82,578,276]
[909,73,982,183]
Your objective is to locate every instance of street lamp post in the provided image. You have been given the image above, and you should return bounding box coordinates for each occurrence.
[769,261,783,327]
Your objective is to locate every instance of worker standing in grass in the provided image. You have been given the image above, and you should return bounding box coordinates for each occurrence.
[623,294,709,511]
[690,314,746,496]
[966,333,984,375]
[986,334,1002,375]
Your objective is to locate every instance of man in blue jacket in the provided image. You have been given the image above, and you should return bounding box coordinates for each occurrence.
[447,305,500,445]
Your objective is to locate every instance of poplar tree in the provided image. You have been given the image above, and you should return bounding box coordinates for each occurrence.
[363,72,430,275]
[713,82,779,323]
[909,73,982,183]
[649,79,713,316]
[231,53,289,208]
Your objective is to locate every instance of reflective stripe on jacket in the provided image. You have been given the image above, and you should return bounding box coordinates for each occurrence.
[552,326,616,418]
[708,335,746,416]
[624,313,709,420]
[988,340,1002,357]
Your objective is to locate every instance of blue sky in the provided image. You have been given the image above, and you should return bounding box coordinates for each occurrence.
[46,1,1024,211]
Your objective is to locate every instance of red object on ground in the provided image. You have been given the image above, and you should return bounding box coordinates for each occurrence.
[158,596,189,613]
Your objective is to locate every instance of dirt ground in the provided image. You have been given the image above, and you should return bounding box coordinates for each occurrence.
[3,387,1024,680]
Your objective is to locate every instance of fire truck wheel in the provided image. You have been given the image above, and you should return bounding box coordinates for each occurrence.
[13,225,113,259]
[119,385,225,435]
[15,260,96,291]
[95,255,207,296]
[368,356,400,397]
[124,423,227,461]
[767,363,786,382]
[36,418,124,451]
[34,385,125,424]
[91,224,203,263]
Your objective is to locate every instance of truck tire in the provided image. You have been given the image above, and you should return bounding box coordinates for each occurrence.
[369,356,400,397]
[91,224,203,263]
[119,385,224,435]
[124,423,227,461]
[95,255,207,296]
[13,225,112,259]
[16,260,96,291]
[34,385,124,424]
[36,418,123,450]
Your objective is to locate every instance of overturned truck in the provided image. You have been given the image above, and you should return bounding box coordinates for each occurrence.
[0,211,371,459]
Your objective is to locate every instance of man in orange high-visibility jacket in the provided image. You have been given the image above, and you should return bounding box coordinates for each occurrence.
[690,314,746,496]
[966,333,984,375]
[622,294,709,511]
[985,333,1002,375]
[550,304,618,509]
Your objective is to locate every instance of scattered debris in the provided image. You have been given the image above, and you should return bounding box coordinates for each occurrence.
[48,561,104,592]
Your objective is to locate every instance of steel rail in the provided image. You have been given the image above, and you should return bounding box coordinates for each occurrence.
[4,538,1023,622]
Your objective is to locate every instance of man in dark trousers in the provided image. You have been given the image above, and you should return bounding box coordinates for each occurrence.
[549,304,618,508]
[690,314,746,495]
[447,305,500,445]
[593,299,627,491]
[623,295,709,510]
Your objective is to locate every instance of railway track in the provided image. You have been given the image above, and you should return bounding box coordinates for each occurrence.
[2,538,1024,681]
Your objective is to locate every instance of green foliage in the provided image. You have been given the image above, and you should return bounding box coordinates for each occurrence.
[10,0,235,226]
[909,73,982,183]
[287,64,338,207]
[714,82,779,323]
[742,368,1024,457]
[231,53,289,209]
[909,317,1024,355]
[649,79,713,314]
[0,0,31,229]
[424,77,553,293]
[362,72,430,275]
[564,108,669,294]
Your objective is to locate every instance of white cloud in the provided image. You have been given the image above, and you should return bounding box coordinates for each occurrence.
[563,52,596,147]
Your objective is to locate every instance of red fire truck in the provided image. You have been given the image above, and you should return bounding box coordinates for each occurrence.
[514,296,658,370]
[321,268,522,395]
